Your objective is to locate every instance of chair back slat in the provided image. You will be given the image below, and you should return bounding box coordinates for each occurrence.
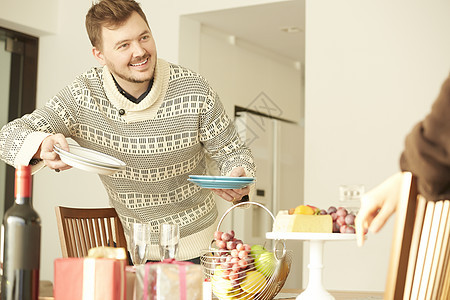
[385,173,450,300]
[106,218,114,247]
[94,219,102,248]
[55,206,128,262]
[87,218,96,249]
[66,218,77,257]
[100,218,109,246]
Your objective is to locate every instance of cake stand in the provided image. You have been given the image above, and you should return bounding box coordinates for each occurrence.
[266,232,357,300]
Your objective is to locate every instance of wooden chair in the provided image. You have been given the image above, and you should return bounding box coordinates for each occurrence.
[385,172,450,299]
[55,206,128,258]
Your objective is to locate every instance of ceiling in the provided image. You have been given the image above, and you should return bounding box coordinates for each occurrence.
[183,0,305,64]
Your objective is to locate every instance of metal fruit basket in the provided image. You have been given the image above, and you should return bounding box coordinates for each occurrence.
[200,201,292,300]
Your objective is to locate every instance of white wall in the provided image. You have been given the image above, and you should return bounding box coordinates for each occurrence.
[305,0,450,292]
[0,0,58,36]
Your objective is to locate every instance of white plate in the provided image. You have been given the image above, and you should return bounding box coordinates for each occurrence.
[54,144,126,175]
[266,232,356,241]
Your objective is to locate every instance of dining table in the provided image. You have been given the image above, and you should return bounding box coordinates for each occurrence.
[38,280,384,300]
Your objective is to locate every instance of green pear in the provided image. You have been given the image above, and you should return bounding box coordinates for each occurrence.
[250,244,266,259]
[254,251,276,277]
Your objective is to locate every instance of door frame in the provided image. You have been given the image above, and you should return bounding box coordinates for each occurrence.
[1,27,38,211]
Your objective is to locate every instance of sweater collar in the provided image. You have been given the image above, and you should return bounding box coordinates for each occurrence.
[111,74,153,104]
[102,58,167,112]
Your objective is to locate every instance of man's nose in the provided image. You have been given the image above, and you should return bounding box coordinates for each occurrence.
[131,42,146,57]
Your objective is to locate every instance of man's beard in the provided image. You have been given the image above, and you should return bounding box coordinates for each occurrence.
[107,57,154,84]
[115,72,151,84]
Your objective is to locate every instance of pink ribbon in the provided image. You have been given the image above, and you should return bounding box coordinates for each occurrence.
[143,259,193,300]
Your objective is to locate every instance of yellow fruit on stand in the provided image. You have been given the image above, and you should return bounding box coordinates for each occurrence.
[240,270,267,294]
[232,290,254,300]
[212,266,235,298]
[294,205,315,215]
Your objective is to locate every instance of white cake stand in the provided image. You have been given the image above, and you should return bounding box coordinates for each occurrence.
[266,232,357,300]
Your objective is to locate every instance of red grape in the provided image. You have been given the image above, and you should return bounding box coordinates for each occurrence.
[340,224,348,233]
[336,207,348,217]
[230,249,239,257]
[229,271,238,280]
[214,231,223,240]
[230,257,239,264]
[221,232,232,242]
[238,250,248,259]
[227,241,237,250]
[238,259,248,269]
[216,240,226,249]
[327,206,337,214]
[345,226,356,234]
[333,222,340,233]
[336,215,346,227]
[221,262,232,270]
[345,214,355,226]
[231,264,240,273]
[331,212,338,221]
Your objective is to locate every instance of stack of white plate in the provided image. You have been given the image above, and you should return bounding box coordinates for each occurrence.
[188,175,255,189]
[54,144,126,175]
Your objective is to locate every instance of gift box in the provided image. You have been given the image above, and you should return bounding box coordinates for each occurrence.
[135,259,203,300]
[54,247,127,300]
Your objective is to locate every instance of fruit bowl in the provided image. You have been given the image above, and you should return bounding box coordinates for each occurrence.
[200,202,293,300]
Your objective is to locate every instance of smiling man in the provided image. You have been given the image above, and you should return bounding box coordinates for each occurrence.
[0,0,255,263]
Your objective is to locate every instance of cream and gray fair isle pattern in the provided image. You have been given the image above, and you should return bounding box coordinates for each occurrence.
[0,59,256,260]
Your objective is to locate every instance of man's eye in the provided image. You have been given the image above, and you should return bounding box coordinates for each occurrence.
[118,43,128,49]
[141,35,150,41]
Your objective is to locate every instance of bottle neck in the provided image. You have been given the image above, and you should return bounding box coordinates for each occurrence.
[15,165,32,205]
[15,196,32,206]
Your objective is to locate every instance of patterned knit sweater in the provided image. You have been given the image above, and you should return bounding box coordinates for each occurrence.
[0,58,256,260]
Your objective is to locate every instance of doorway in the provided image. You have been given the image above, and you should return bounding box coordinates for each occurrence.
[0,27,38,222]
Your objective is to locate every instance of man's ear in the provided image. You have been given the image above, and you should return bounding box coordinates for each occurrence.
[92,47,105,65]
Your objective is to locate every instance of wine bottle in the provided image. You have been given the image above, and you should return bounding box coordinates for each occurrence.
[1,165,41,300]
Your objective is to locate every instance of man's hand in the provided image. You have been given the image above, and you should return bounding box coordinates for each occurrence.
[355,172,403,246]
[36,133,72,172]
[211,167,251,202]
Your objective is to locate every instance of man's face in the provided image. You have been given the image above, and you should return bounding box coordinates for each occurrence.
[93,12,157,89]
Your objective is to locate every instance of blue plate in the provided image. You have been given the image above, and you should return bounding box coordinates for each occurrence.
[189,179,252,185]
[188,179,252,189]
[189,175,255,182]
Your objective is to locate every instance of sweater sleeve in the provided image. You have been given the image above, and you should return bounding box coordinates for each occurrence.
[199,86,256,178]
[0,85,78,169]
[400,74,450,200]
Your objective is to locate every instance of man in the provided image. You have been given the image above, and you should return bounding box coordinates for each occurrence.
[0,0,255,261]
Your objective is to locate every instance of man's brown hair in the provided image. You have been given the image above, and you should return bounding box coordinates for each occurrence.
[85,0,149,49]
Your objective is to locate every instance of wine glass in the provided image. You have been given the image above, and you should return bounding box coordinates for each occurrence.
[129,222,151,266]
[159,223,180,261]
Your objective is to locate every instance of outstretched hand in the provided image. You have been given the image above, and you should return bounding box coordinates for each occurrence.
[211,167,250,202]
[36,133,72,172]
[355,172,403,246]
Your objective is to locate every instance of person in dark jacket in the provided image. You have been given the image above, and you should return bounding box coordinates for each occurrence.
[356,74,450,246]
